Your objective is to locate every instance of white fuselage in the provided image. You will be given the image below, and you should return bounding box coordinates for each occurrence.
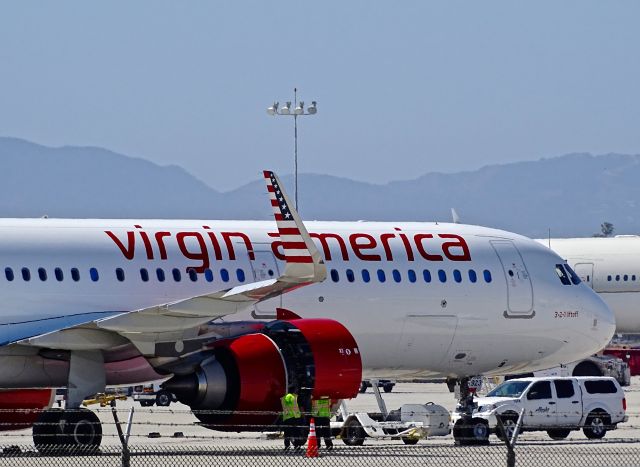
[543,237,640,334]
[0,219,614,382]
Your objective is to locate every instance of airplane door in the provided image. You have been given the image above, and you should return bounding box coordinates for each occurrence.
[573,263,594,288]
[491,241,534,316]
[249,250,281,319]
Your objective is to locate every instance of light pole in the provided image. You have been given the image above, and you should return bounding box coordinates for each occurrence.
[267,88,317,211]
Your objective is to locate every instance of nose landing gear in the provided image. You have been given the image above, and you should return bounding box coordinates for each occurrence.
[451,377,490,446]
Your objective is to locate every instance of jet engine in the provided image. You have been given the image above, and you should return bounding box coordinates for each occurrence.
[164,318,362,431]
[0,389,55,431]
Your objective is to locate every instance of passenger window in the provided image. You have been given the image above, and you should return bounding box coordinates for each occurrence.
[453,269,462,283]
[584,380,617,394]
[188,268,198,282]
[407,269,417,283]
[554,380,575,398]
[236,269,245,282]
[633,275,637,281]
[90,268,99,282]
[156,268,165,282]
[140,268,149,282]
[115,268,125,282]
[423,269,431,283]
[616,275,620,281]
[361,269,371,283]
[555,264,571,285]
[392,269,401,283]
[172,268,181,282]
[624,274,629,281]
[5,267,14,282]
[438,270,447,283]
[22,268,31,281]
[54,268,64,282]
[377,269,386,283]
[527,381,552,400]
[330,269,339,282]
[71,268,80,282]
[346,269,355,283]
[220,269,229,282]
[38,268,47,281]
[204,269,214,282]
[483,270,492,283]
[607,275,612,281]
[468,270,477,283]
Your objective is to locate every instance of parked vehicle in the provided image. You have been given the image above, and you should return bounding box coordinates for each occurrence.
[335,402,450,445]
[132,383,176,407]
[452,376,627,443]
[359,379,396,393]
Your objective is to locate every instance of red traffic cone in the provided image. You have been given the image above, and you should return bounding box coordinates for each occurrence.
[305,417,319,458]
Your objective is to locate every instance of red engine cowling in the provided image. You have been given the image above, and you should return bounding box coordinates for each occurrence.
[0,389,55,431]
[165,318,362,431]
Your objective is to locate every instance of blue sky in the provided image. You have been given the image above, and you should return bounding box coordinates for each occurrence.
[1,1,639,190]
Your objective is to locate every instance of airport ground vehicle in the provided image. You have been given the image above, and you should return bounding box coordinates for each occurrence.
[452,376,627,442]
[334,384,450,445]
[524,355,631,386]
[603,347,640,376]
[359,379,396,393]
[132,383,175,407]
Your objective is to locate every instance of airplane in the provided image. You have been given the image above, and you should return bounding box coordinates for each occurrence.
[542,236,640,334]
[0,171,613,448]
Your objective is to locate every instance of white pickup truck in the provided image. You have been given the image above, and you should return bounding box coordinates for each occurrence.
[452,376,627,442]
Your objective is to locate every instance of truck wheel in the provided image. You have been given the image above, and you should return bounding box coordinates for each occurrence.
[342,419,366,446]
[547,429,570,440]
[359,382,367,393]
[401,436,419,445]
[583,411,610,439]
[496,412,518,442]
[155,391,172,407]
[383,383,394,393]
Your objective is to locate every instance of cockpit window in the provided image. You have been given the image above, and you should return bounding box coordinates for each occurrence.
[564,264,582,285]
[555,264,571,285]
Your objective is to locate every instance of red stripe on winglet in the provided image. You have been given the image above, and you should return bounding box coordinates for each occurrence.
[263,171,272,178]
[271,200,280,207]
[278,227,301,235]
[282,242,307,249]
[275,214,284,221]
[267,185,275,192]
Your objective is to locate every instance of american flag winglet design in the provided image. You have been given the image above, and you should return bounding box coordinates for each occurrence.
[263,171,314,264]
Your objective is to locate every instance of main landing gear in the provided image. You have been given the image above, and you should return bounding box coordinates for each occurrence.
[451,377,490,446]
[33,408,102,452]
[33,350,106,452]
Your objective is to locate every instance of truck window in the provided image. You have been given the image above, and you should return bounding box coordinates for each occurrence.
[584,380,617,394]
[554,380,575,398]
[527,381,552,400]
[486,381,530,398]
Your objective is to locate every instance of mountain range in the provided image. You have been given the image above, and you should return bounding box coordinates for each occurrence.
[2,136,639,238]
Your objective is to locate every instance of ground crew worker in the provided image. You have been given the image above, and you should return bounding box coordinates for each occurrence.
[312,396,333,450]
[281,392,302,450]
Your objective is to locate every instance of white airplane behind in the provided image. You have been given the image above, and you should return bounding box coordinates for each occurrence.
[543,236,640,333]
[0,172,613,448]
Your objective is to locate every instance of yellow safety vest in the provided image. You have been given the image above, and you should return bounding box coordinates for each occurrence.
[312,398,331,418]
[281,394,301,421]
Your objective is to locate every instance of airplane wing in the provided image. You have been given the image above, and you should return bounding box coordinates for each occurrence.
[16,170,325,353]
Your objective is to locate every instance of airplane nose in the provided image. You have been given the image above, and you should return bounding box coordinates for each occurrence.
[586,290,616,347]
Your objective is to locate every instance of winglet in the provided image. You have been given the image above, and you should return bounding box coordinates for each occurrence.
[263,171,326,284]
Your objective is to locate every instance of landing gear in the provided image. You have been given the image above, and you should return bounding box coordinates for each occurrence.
[33,408,102,452]
[452,377,489,446]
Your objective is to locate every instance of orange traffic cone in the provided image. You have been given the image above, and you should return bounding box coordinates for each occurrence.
[305,417,319,458]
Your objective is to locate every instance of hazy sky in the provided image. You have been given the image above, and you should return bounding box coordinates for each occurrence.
[1,2,639,191]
